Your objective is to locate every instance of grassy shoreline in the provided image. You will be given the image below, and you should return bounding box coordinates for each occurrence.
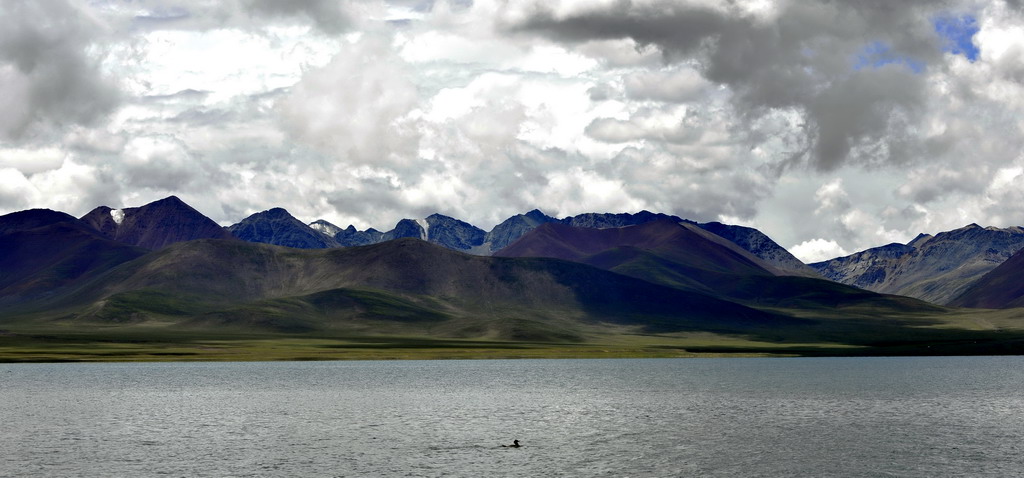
[6,308,1024,362]
[0,329,838,362]
[4,331,1006,363]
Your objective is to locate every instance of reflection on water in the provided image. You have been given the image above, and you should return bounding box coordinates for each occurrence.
[3,357,1024,477]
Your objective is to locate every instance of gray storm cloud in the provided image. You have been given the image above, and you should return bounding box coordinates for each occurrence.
[509,0,949,171]
[0,0,121,140]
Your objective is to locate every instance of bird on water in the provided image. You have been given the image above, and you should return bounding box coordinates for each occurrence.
[502,439,521,448]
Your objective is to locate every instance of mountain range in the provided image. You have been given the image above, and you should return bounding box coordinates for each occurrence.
[2,195,1024,357]
[811,224,1024,305]
[228,206,816,278]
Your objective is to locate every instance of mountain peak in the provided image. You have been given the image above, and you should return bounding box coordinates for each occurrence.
[309,219,341,235]
[229,208,338,249]
[145,195,191,210]
[257,207,295,219]
[159,195,184,204]
[80,196,234,249]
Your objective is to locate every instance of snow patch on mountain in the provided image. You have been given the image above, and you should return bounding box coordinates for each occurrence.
[309,220,342,237]
[415,218,429,241]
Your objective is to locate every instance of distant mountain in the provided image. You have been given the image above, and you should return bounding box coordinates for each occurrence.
[308,219,343,237]
[494,219,927,313]
[496,219,774,277]
[483,209,559,252]
[694,221,820,277]
[310,220,385,247]
[949,247,1024,309]
[421,214,486,251]
[80,196,235,250]
[478,210,682,254]
[0,210,147,304]
[337,225,386,246]
[314,214,486,252]
[812,224,1024,304]
[383,218,427,241]
[562,211,682,228]
[228,208,339,249]
[302,209,811,275]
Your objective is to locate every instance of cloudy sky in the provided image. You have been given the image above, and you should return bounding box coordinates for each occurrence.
[2,0,1023,261]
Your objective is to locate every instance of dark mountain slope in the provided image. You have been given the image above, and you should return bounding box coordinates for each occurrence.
[950,248,1024,308]
[21,238,795,338]
[0,219,148,304]
[81,196,235,249]
[0,209,82,236]
[423,214,486,251]
[228,208,340,249]
[496,220,938,314]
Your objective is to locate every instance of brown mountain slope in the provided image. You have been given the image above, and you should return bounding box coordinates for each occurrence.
[950,248,1024,308]
[494,219,776,277]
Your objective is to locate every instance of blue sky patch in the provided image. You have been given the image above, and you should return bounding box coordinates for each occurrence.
[854,42,925,73]
[934,14,980,61]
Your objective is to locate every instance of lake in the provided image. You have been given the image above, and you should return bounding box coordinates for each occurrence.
[3,357,1023,477]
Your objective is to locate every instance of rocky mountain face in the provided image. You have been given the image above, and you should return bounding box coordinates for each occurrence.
[228,208,339,249]
[313,214,486,252]
[422,214,486,251]
[80,196,235,250]
[483,209,559,252]
[694,222,821,278]
[383,218,428,241]
[310,219,387,246]
[562,211,681,229]
[812,224,1024,305]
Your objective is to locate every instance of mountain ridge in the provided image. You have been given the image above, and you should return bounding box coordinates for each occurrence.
[811,223,1024,304]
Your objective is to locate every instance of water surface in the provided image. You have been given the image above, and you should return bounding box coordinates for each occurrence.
[3,357,1023,477]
